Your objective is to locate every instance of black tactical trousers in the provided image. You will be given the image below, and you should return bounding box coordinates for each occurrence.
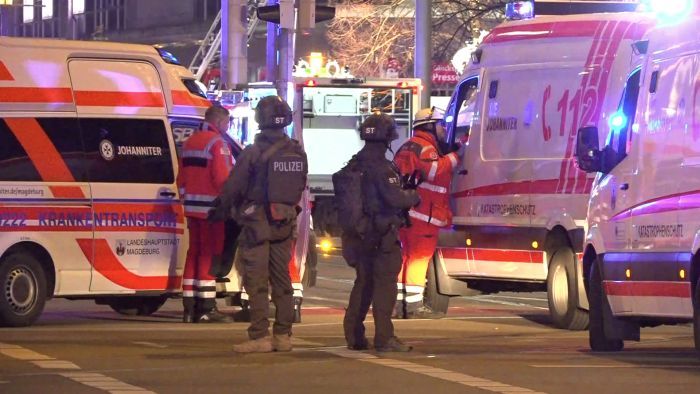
[342,229,402,347]
[240,222,295,340]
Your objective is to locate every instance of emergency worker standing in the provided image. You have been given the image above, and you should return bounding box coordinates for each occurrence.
[393,107,463,318]
[339,113,420,352]
[178,105,234,323]
[217,96,307,353]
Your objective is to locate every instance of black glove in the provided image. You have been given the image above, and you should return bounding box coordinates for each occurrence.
[206,197,225,223]
[402,170,422,190]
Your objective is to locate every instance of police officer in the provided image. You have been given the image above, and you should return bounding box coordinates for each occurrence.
[393,107,464,319]
[342,113,420,352]
[178,105,234,323]
[218,95,307,353]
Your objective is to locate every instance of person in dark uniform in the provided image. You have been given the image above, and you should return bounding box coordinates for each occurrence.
[216,96,307,353]
[341,112,420,352]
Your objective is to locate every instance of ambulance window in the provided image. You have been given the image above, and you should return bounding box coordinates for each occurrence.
[446,76,478,144]
[607,68,641,161]
[80,118,174,184]
[0,118,84,182]
[182,79,208,99]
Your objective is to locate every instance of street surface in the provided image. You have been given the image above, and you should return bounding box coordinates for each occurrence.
[1,255,698,394]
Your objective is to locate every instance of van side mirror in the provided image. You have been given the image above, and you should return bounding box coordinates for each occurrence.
[575,126,602,173]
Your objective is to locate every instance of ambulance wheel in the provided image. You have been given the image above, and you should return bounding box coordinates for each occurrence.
[424,258,449,314]
[589,259,623,352]
[694,277,700,352]
[302,232,318,288]
[547,246,589,330]
[106,296,167,316]
[0,253,47,327]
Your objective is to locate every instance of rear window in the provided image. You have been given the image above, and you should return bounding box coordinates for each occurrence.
[0,117,84,182]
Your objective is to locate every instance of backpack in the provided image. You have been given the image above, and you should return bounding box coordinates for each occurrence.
[332,157,369,237]
[260,138,308,220]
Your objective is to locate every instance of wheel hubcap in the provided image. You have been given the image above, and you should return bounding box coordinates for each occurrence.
[551,264,569,315]
[5,267,37,315]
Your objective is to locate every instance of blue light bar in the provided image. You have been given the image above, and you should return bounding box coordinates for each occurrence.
[506,1,535,20]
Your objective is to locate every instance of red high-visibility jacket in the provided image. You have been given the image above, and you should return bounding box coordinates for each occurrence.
[393,131,458,227]
[177,128,233,219]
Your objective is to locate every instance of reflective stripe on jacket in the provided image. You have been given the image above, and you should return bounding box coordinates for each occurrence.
[177,128,233,219]
[393,130,458,227]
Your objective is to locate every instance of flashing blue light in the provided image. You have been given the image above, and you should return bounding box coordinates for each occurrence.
[648,0,692,19]
[156,48,181,65]
[505,1,534,20]
[609,112,628,130]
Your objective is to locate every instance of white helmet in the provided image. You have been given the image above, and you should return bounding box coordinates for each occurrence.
[413,107,445,130]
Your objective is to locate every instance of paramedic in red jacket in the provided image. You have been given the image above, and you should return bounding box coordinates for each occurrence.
[177,105,234,323]
[393,107,463,318]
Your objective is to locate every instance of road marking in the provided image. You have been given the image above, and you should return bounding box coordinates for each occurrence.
[61,372,155,393]
[32,360,81,369]
[317,276,355,285]
[323,348,545,393]
[0,342,154,393]
[487,295,549,302]
[292,338,325,347]
[531,364,700,368]
[472,296,549,310]
[0,343,54,361]
[132,341,168,349]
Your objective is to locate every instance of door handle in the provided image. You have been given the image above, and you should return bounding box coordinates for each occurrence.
[160,191,177,198]
[620,183,629,191]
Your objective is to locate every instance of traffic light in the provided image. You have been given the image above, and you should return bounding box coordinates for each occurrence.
[257,0,295,29]
[257,2,335,29]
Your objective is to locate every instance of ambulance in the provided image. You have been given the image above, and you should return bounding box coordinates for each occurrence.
[437,3,655,329]
[575,2,700,351]
[0,37,311,327]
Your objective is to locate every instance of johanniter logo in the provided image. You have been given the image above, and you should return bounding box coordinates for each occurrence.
[99,139,115,161]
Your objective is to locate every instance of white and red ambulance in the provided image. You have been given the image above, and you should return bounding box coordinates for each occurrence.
[575,2,700,351]
[437,5,656,329]
[0,37,312,326]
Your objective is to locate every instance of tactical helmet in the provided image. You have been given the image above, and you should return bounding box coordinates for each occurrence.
[359,112,399,142]
[255,95,293,129]
[413,107,445,131]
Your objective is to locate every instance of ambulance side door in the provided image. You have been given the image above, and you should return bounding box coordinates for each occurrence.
[68,59,183,293]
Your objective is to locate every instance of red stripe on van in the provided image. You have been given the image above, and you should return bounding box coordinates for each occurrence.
[604,281,691,298]
[4,118,82,188]
[452,178,591,198]
[77,238,182,290]
[172,90,211,108]
[49,186,86,199]
[0,62,13,81]
[74,91,165,107]
[469,248,543,264]
[483,20,600,44]
[0,87,73,103]
[440,248,466,260]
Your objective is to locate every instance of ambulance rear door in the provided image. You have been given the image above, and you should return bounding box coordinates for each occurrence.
[68,59,183,293]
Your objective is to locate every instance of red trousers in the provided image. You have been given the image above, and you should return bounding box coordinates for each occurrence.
[398,220,439,306]
[183,218,224,313]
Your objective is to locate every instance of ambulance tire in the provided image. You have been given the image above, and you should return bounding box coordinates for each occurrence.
[302,232,318,288]
[589,259,624,352]
[694,277,700,352]
[0,253,47,327]
[106,296,168,316]
[547,247,589,330]
[424,258,449,314]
